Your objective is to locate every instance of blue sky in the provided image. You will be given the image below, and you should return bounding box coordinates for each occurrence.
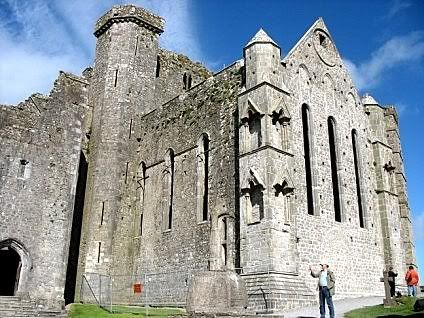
[0,0,423,279]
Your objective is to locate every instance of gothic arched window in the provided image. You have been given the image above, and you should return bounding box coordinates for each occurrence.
[163,149,175,230]
[197,133,210,222]
[351,129,365,228]
[328,117,342,222]
[301,104,314,215]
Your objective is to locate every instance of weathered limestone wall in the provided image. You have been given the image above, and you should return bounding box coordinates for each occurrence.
[154,49,212,106]
[0,72,88,307]
[280,19,387,300]
[131,63,242,275]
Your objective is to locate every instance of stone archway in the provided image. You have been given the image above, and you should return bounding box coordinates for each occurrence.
[0,239,31,296]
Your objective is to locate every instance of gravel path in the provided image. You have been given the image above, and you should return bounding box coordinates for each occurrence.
[278,296,383,318]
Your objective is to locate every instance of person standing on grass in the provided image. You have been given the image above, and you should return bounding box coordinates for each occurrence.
[388,266,398,297]
[310,263,335,318]
[405,265,419,297]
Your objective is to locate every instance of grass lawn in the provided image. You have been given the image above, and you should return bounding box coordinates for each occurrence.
[345,297,424,317]
[68,303,186,318]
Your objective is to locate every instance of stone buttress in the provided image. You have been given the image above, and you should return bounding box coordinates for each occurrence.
[237,29,315,312]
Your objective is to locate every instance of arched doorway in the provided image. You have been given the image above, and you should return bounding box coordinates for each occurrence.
[0,239,31,296]
[0,246,21,295]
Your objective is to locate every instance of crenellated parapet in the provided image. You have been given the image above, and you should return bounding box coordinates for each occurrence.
[94,4,164,37]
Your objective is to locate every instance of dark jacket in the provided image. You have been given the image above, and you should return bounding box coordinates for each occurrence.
[388,270,398,284]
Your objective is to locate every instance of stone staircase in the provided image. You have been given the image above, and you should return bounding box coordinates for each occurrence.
[242,272,317,313]
[0,296,66,318]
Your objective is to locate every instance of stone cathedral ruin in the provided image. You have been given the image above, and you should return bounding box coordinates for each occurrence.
[0,4,416,314]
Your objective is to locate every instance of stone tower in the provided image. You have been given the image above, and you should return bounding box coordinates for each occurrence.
[77,5,164,279]
[238,29,313,309]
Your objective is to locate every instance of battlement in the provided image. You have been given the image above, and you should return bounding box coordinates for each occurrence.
[94,4,164,38]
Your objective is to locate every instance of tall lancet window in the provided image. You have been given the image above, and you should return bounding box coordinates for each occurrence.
[301,104,314,215]
[137,161,147,235]
[163,149,175,230]
[197,133,209,222]
[351,129,365,228]
[328,117,342,222]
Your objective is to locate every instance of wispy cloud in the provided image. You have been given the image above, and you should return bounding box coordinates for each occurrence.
[344,31,424,91]
[385,0,412,19]
[413,211,424,240]
[0,0,203,105]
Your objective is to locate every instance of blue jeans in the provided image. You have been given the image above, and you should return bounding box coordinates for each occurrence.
[408,285,417,297]
[319,286,334,318]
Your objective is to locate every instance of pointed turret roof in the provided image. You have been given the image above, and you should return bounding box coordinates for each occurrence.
[361,93,379,105]
[245,28,278,48]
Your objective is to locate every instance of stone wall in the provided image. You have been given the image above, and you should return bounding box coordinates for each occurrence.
[0,4,415,313]
[0,72,88,308]
[155,49,212,106]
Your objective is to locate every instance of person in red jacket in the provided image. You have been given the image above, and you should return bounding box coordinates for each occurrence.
[405,265,419,297]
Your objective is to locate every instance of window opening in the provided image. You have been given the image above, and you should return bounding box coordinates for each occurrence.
[328,117,342,222]
[301,104,314,215]
[114,69,118,87]
[156,56,160,78]
[352,130,365,228]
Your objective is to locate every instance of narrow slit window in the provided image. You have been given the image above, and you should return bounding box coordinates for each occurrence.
[352,129,365,228]
[19,159,30,179]
[114,69,119,87]
[220,217,228,267]
[156,56,160,78]
[128,118,133,139]
[124,162,129,184]
[197,134,209,222]
[328,117,342,222]
[163,149,175,230]
[134,36,139,56]
[183,73,187,90]
[301,104,314,215]
[187,74,192,89]
[100,202,105,226]
[138,162,147,236]
[97,242,101,263]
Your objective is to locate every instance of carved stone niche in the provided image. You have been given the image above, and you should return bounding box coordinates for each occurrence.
[240,168,265,225]
[273,171,295,225]
[240,98,265,152]
[270,96,291,151]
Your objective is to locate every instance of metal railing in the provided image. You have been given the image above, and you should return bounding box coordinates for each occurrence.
[80,271,194,313]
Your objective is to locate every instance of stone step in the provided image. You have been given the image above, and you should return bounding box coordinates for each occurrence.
[241,273,317,312]
[0,296,22,303]
[0,296,65,318]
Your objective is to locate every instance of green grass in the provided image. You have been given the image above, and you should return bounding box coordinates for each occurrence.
[68,303,186,318]
[345,297,423,318]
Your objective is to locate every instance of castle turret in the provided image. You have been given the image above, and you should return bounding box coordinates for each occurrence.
[244,29,282,89]
[77,5,164,282]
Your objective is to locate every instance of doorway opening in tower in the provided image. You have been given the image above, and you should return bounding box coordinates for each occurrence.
[64,152,88,304]
[0,246,21,296]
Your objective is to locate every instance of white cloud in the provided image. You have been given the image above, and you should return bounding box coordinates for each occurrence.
[344,31,424,91]
[413,211,424,240]
[386,0,412,19]
[0,0,204,105]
